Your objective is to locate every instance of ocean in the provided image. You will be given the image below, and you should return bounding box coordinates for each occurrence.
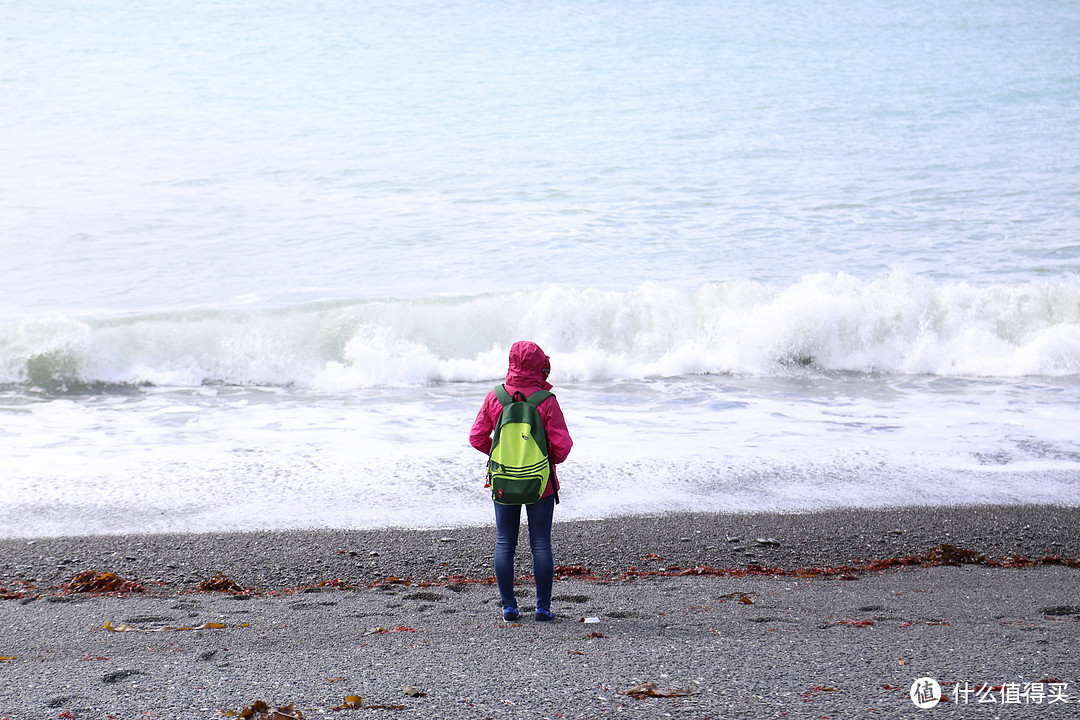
[2,0,1079,538]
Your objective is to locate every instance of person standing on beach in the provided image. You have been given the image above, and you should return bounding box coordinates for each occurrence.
[470,341,573,622]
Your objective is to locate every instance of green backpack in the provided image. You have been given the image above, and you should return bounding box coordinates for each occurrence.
[487,385,554,505]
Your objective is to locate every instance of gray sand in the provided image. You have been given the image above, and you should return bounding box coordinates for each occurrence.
[2,505,1079,719]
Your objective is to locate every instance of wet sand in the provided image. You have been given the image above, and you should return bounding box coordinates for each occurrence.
[2,505,1079,719]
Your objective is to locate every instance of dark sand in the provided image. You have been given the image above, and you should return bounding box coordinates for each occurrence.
[2,505,1079,719]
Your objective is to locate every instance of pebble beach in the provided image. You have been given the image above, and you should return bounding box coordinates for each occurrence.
[2,505,1079,719]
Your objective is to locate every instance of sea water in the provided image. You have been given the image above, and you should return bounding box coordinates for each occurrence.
[2,0,1079,537]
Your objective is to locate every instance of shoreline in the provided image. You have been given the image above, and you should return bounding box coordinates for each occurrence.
[3,504,1079,593]
[3,505,1079,719]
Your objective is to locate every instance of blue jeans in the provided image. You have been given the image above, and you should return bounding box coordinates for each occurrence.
[493,495,555,612]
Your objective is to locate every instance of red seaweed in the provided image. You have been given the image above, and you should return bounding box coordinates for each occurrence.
[61,571,145,595]
[4,544,1077,602]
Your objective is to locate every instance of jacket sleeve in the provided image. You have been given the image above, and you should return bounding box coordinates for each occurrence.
[540,396,573,465]
[469,392,497,455]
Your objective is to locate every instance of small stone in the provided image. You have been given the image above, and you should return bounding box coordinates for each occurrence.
[403,685,426,697]
[756,538,781,547]
[102,669,144,684]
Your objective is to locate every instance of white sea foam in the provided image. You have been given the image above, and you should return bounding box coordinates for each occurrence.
[2,373,1078,538]
[3,448,1077,539]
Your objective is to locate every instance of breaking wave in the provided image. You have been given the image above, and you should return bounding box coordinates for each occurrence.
[3,273,1079,391]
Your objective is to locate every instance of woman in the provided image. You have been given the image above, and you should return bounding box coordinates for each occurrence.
[469,341,573,622]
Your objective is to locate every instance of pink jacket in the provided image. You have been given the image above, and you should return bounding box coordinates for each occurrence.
[469,341,573,498]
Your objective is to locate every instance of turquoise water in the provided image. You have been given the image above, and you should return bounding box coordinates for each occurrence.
[2,0,1079,536]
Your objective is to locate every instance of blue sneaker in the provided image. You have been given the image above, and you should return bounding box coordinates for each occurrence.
[502,607,519,622]
[535,608,554,622]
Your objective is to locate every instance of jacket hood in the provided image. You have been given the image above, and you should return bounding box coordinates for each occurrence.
[505,340,552,390]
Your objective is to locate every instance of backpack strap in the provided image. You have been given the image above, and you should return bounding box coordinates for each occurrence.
[494,384,513,407]
[526,390,557,504]
[525,390,553,407]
